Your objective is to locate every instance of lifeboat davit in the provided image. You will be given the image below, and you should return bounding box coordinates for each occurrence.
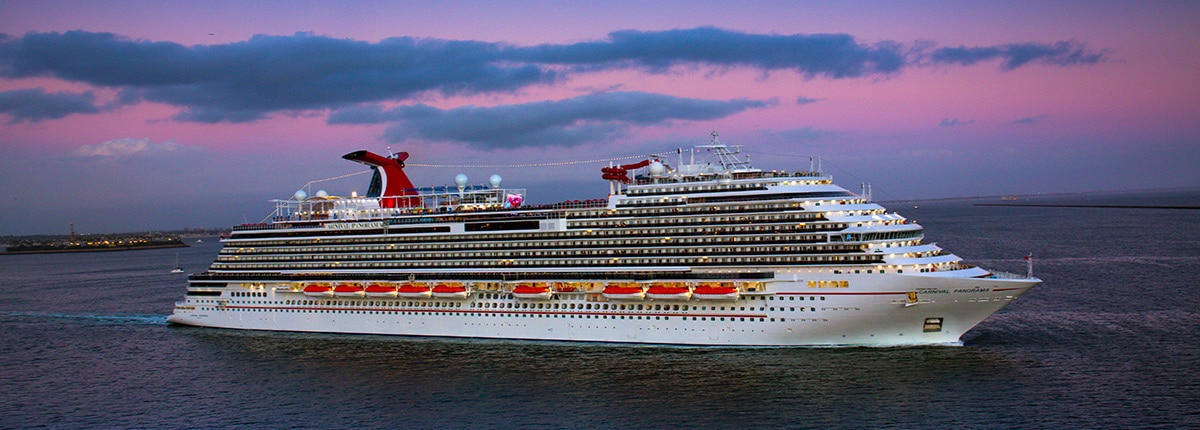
[512,284,552,300]
[554,283,579,293]
[365,284,397,297]
[333,284,365,297]
[432,284,469,299]
[602,285,645,300]
[646,285,692,300]
[397,284,432,298]
[693,285,740,300]
[303,284,333,297]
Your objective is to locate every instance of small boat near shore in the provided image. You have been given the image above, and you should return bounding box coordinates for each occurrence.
[170,253,184,273]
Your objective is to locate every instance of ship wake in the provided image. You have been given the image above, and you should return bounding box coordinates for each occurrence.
[0,311,169,326]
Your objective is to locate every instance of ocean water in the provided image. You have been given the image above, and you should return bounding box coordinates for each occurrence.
[1,189,1198,429]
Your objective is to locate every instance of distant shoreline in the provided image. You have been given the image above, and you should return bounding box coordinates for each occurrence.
[1,242,190,255]
[974,203,1200,210]
[879,186,1200,204]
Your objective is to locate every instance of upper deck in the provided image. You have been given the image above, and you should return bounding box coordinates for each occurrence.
[246,168,847,232]
[240,132,849,232]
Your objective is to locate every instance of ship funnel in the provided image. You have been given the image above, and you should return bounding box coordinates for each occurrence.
[342,150,419,207]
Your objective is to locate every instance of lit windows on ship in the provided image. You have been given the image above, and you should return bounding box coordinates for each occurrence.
[807,280,849,288]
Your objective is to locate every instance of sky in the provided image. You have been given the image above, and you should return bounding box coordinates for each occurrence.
[1,1,1198,235]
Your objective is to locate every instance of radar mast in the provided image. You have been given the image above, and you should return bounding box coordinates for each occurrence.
[695,131,757,173]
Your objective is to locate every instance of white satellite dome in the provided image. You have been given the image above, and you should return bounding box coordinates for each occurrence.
[489,174,502,189]
[293,190,308,201]
[649,160,666,177]
[454,174,468,189]
[315,189,329,197]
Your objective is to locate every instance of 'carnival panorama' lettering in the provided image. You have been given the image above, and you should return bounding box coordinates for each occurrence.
[953,287,993,294]
[324,221,385,230]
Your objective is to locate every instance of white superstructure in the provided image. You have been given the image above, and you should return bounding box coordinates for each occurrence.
[168,133,1040,346]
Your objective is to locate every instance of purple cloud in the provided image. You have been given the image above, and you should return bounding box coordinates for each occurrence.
[0,87,99,123]
[0,30,1110,124]
[331,91,774,149]
[929,40,1107,69]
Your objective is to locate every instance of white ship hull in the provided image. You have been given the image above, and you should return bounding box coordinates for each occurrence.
[168,272,1036,346]
[169,138,1042,347]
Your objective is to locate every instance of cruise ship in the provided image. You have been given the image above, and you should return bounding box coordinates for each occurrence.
[167,133,1041,346]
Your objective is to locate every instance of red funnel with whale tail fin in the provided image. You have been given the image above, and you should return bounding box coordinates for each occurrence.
[342,150,419,208]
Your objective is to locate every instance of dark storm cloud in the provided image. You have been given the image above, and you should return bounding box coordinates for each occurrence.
[0,30,1109,124]
[0,87,99,123]
[332,91,774,149]
[511,27,906,78]
[0,31,556,123]
[929,40,1107,69]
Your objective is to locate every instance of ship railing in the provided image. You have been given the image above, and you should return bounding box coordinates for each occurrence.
[524,199,608,211]
[269,187,526,222]
[253,198,609,228]
[987,270,1031,280]
[232,223,271,231]
[631,170,826,186]
[262,191,607,226]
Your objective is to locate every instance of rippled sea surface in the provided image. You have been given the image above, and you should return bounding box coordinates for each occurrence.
[2,189,1198,429]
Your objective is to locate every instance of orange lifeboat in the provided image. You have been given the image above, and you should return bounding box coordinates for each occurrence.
[302,284,333,297]
[364,284,397,297]
[646,284,691,300]
[693,285,739,300]
[512,284,552,300]
[397,283,432,298]
[602,285,645,300]
[432,284,469,299]
[333,284,365,297]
